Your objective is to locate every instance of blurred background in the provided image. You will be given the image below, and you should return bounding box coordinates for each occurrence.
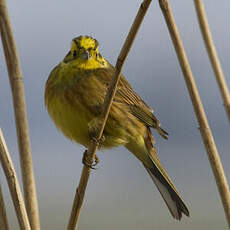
[0,0,230,229]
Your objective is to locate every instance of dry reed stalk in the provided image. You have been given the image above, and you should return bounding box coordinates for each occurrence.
[194,0,230,122]
[67,0,152,229]
[0,0,40,229]
[0,181,9,230]
[159,0,230,228]
[0,128,31,230]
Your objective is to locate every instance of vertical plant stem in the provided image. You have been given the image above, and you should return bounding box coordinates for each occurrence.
[159,0,230,228]
[194,0,230,122]
[0,128,31,230]
[0,0,40,229]
[67,0,152,229]
[0,181,9,230]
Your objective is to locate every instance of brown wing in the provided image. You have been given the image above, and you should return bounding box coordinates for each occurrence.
[94,64,168,139]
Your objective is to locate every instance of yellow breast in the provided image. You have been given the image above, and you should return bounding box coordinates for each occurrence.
[46,93,92,147]
[45,63,94,147]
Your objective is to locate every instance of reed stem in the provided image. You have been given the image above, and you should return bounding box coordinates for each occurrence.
[0,128,31,230]
[67,0,152,229]
[194,0,230,122]
[159,0,230,228]
[0,0,40,229]
[0,181,9,230]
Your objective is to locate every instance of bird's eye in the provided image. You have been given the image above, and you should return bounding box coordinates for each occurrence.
[73,50,77,57]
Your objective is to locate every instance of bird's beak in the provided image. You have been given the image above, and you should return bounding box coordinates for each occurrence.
[81,50,92,60]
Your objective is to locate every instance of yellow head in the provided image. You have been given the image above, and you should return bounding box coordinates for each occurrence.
[63,35,108,69]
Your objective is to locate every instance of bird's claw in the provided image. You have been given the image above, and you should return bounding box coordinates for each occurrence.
[82,150,100,169]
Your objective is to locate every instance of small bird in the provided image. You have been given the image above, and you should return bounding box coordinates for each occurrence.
[45,35,189,220]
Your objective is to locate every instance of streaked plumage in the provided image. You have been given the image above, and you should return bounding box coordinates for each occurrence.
[45,35,189,220]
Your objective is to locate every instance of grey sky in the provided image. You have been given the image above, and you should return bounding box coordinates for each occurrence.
[0,0,230,229]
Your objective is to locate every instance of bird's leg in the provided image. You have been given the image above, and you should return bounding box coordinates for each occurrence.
[82,150,100,169]
[88,117,105,148]
[90,134,105,147]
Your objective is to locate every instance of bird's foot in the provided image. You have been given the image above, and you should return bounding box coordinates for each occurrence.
[82,150,100,169]
[90,135,105,147]
[88,118,105,148]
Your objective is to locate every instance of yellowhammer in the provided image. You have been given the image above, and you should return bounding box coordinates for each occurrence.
[45,35,189,220]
